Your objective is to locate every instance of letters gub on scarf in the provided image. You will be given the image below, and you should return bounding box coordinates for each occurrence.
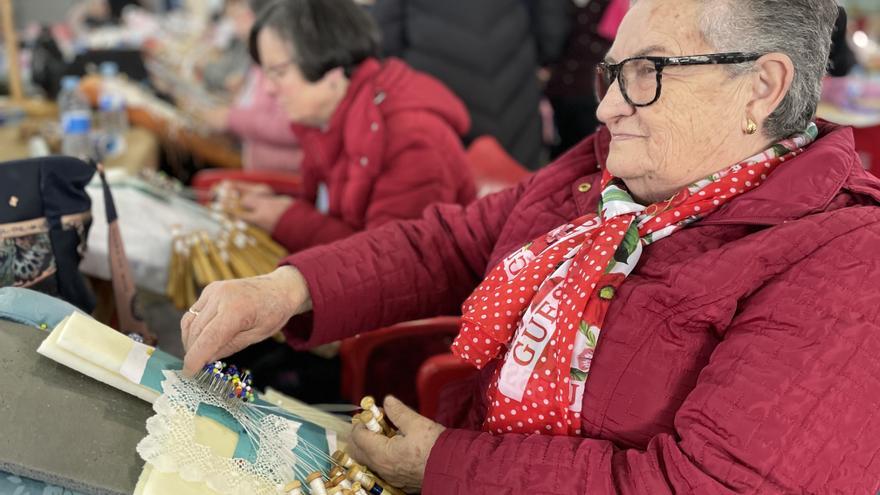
[452,124,818,436]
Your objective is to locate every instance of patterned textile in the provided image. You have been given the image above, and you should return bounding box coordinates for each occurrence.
[452,124,818,435]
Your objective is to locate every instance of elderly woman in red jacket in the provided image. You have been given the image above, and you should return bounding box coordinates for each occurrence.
[236,0,475,253]
[181,0,880,492]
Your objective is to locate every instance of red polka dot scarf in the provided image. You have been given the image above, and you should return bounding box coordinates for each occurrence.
[451,123,818,436]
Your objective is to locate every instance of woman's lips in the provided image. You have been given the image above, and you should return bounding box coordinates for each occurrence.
[610,133,645,141]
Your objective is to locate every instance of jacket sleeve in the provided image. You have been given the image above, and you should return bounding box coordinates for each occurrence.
[271,201,357,253]
[372,0,407,57]
[272,119,473,253]
[424,215,880,494]
[280,180,527,348]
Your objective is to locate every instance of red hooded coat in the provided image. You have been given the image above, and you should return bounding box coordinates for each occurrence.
[272,58,476,253]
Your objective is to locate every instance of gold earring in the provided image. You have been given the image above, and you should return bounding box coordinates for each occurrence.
[745,119,758,135]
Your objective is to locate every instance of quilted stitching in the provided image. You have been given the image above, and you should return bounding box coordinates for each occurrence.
[287,123,880,493]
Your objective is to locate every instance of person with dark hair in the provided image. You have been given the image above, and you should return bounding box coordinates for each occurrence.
[237,0,475,254]
[371,0,570,170]
[828,5,856,77]
[545,0,615,159]
[217,0,476,401]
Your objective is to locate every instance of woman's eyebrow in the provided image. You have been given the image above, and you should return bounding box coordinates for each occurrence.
[605,45,671,64]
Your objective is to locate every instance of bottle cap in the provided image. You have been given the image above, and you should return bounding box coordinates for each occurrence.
[61,76,80,91]
[99,61,119,77]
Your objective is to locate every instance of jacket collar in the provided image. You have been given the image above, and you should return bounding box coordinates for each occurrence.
[577,121,879,226]
[289,59,384,170]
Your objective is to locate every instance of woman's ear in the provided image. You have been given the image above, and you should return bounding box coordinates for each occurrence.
[321,67,347,90]
[747,53,795,126]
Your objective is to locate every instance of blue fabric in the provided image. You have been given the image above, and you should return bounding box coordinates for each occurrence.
[0,471,87,495]
[0,288,89,330]
[139,348,183,393]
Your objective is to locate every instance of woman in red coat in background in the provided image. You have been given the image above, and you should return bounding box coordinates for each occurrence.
[236,0,475,253]
[181,0,880,492]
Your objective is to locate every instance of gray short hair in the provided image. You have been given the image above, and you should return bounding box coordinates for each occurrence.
[698,0,838,139]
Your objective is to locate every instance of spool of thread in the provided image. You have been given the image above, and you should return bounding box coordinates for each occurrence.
[347,466,375,490]
[337,476,353,490]
[361,410,383,434]
[282,479,303,495]
[333,450,356,469]
[326,486,342,495]
[360,396,382,419]
[328,467,345,480]
[307,471,327,495]
[351,482,369,495]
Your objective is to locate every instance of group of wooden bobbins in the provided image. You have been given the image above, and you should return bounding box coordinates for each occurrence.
[279,396,404,495]
[280,450,404,495]
[165,218,287,310]
[352,396,398,438]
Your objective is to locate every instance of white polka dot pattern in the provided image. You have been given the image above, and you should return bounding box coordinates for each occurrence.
[450,126,815,436]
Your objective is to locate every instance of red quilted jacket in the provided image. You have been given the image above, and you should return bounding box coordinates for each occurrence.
[284,122,880,493]
[272,58,476,253]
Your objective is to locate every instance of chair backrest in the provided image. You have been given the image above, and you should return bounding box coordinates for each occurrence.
[337,316,461,408]
[416,352,479,421]
[190,169,303,203]
[852,125,880,177]
[466,136,532,197]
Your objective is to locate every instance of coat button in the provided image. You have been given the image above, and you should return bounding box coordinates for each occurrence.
[577,183,592,193]
[370,122,379,132]
[360,156,369,166]
[598,286,616,300]
[8,195,18,207]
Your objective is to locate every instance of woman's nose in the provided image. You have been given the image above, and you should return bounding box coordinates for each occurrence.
[596,80,635,124]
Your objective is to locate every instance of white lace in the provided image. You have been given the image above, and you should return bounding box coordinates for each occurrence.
[137,371,304,495]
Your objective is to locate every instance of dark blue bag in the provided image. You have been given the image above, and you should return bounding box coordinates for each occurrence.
[0,156,96,312]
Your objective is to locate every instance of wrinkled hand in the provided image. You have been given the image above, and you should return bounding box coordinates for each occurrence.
[180,266,311,376]
[193,105,231,133]
[218,180,275,198]
[237,193,293,233]
[348,396,445,493]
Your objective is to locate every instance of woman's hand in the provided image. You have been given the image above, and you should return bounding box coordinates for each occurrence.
[348,396,446,493]
[238,193,294,233]
[180,266,312,375]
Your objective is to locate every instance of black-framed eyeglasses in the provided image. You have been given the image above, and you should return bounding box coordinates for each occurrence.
[595,52,764,107]
[264,59,297,82]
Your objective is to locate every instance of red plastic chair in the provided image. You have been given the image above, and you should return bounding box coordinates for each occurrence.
[416,353,479,420]
[190,169,303,201]
[337,316,461,409]
[852,125,880,177]
[466,136,532,197]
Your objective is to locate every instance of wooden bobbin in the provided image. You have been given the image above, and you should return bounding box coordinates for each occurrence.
[333,450,356,469]
[351,482,369,495]
[360,410,383,434]
[282,479,303,495]
[346,466,375,490]
[306,471,327,495]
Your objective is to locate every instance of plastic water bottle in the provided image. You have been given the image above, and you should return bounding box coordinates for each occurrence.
[97,61,128,157]
[58,75,93,158]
